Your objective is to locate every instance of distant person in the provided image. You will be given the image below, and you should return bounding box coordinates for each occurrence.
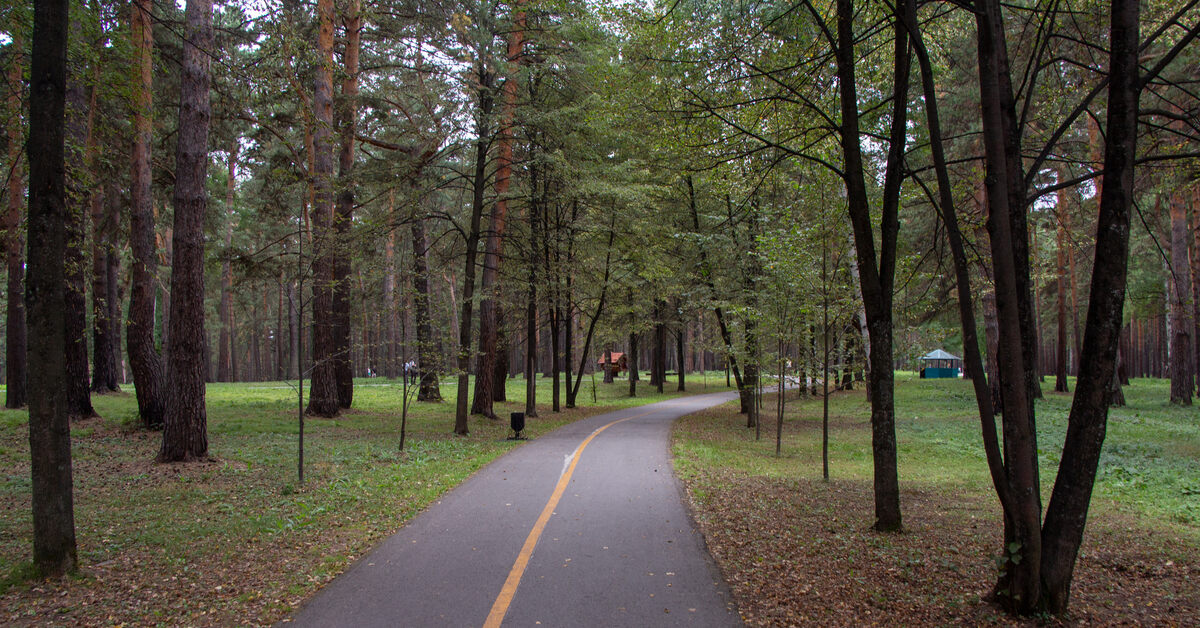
[405,360,418,385]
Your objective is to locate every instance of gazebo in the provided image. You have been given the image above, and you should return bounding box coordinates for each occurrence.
[919,349,961,379]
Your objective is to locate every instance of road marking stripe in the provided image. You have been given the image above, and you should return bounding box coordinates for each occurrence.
[482,407,661,628]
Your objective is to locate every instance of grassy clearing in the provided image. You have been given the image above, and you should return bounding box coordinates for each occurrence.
[673,373,1200,625]
[0,373,732,626]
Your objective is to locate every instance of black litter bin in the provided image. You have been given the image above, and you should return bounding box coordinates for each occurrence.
[510,412,525,433]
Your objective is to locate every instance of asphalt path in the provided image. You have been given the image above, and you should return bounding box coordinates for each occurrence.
[286,391,744,627]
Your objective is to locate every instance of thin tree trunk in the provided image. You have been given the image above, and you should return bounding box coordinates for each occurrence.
[218,141,236,382]
[27,0,77,575]
[159,0,213,462]
[1191,185,1200,397]
[627,332,638,397]
[385,224,397,379]
[1168,191,1193,404]
[63,13,95,420]
[411,217,441,401]
[4,29,26,409]
[836,0,904,531]
[127,0,164,428]
[455,68,494,434]
[1055,185,1070,393]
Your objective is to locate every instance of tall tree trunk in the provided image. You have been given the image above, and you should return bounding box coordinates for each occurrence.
[306,0,339,417]
[1054,186,1070,393]
[288,279,299,379]
[63,11,94,420]
[218,141,236,382]
[159,0,213,462]
[411,217,441,401]
[1191,185,1200,397]
[127,0,165,429]
[686,177,746,406]
[5,30,28,409]
[104,191,121,389]
[627,332,638,397]
[455,68,494,434]
[472,4,525,419]
[1168,191,1193,404]
[652,300,666,393]
[90,179,117,393]
[976,0,1043,608]
[525,176,539,417]
[384,225,397,379]
[332,0,361,409]
[676,325,685,391]
[836,0,904,531]
[27,0,77,574]
[1039,0,1141,611]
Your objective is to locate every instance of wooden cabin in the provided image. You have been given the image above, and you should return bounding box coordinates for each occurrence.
[596,352,629,377]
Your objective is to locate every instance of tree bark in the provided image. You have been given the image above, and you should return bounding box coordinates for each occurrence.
[836,0,904,531]
[331,0,361,408]
[218,142,236,382]
[159,0,213,462]
[1168,191,1193,404]
[975,0,1043,608]
[455,67,494,434]
[1039,0,1140,611]
[27,0,77,574]
[410,217,442,401]
[384,225,397,379]
[1192,185,1200,397]
[64,11,95,420]
[306,0,339,417]
[90,179,118,393]
[5,30,27,409]
[627,332,638,397]
[472,6,525,419]
[127,0,165,429]
[1054,185,1070,393]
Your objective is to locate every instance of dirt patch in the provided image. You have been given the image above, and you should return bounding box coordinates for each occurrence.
[684,469,1200,626]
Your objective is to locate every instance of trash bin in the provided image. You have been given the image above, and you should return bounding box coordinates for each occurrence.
[510,412,525,434]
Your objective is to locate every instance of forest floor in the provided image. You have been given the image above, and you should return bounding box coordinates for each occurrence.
[673,374,1200,626]
[0,374,733,626]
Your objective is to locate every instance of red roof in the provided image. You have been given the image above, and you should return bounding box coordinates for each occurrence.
[596,352,625,365]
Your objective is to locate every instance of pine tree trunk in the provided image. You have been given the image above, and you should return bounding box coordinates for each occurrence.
[384,226,397,379]
[90,181,118,393]
[159,0,213,462]
[1191,185,1200,397]
[306,0,339,417]
[27,0,77,574]
[627,332,638,397]
[127,0,165,429]
[63,14,95,420]
[332,0,361,409]
[5,32,27,409]
[410,218,441,401]
[1054,187,1070,393]
[1168,191,1193,404]
[218,142,236,382]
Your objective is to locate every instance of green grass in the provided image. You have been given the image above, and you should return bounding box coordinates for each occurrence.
[674,372,1200,535]
[0,373,733,624]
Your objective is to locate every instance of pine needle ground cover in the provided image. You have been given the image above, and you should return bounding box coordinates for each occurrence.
[0,376,732,626]
[673,373,1200,626]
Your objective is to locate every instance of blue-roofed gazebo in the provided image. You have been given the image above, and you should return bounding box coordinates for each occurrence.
[919,349,961,379]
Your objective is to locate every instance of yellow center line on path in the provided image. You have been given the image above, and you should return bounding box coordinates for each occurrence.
[482,405,673,628]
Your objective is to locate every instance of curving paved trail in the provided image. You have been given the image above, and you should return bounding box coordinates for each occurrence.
[286,391,744,627]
